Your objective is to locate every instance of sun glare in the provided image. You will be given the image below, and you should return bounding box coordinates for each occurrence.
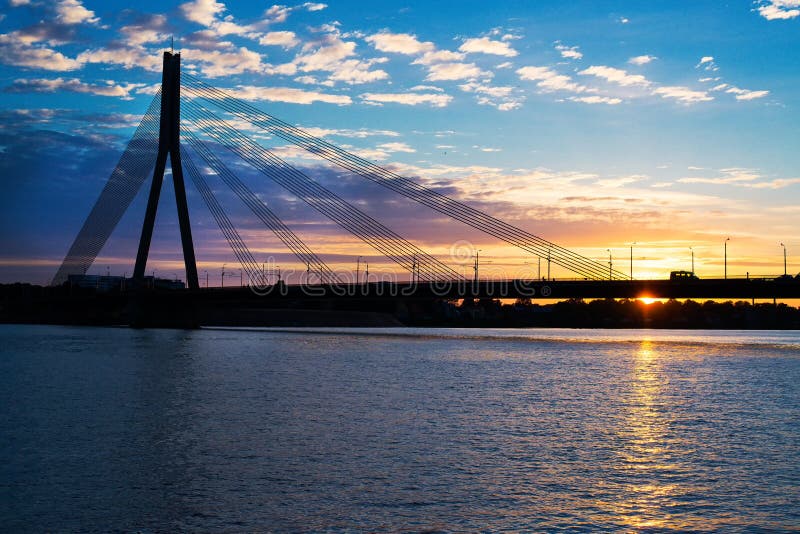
[639,297,658,305]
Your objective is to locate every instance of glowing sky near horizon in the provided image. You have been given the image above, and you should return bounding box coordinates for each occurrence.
[0,0,798,285]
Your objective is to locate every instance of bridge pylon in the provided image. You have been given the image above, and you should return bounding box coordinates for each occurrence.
[132,51,199,289]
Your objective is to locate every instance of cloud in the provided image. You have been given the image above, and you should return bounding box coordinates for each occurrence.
[0,34,83,71]
[412,50,466,65]
[259,31,300,48]
[652,85,713,103]
[743,178,800,189]
[425,62,486,81]
[182,46,265,77]
[221,85,352,105]
[678,167,760,185]
[628,55,656,65]
[568,96,622,105]
[5,77,143,99]
[303,2,327,11]
[286,30,389,85]
[298,126,400,138]
[180,0,226,26]
[578,65,651,87]
[76,46,162,72]
[56,0,99,25]
[459,36,518,57]
[554,42,582,60]
[409,84,443,92]
[757,0,800,19]
[696,56,718,71]
[517,65,590,94]
[378,142,415,153]
[365,32,434,55]
[458,81,523,110]
[724,86,770,100]
[360,91,453,107]
[120,14,169,46]
[595,175,646,188]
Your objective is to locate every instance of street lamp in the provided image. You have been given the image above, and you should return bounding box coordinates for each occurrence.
[547,247,551,280]
[690,247,694,275]
[473,249,481,284]
[607,249,612,281]
[630,242,636,280]
[356,256,362,285]
[781,243,787,276]
[221,263,226,288]
[724,238,730,279]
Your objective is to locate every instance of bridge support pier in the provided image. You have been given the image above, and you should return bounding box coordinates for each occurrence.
[133,51,199,290]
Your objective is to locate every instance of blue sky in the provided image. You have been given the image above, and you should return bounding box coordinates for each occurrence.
[1,0,798,284]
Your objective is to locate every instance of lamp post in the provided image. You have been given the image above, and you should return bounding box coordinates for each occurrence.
[240,269,243,287]
[607,249,612,281]
[356,256,362,285]
[630,242,635,280]
[690,247,694,275]
[547,247,551,280]
[221,263,226,288]
[781,243,787,276]
[724,238,730,279]
[365,261,369,285]
[473,250,481,284]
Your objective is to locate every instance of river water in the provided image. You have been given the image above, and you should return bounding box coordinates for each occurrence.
[1,325,799,531]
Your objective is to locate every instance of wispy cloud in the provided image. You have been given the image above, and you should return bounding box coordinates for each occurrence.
[757,0,800,20]
[628,55,656,65]
[5,77,143,99]
[579,65,651,87]
[554,41,582,60]
[459,36,518,57]
[360,91,453,107]
[200,84,351,105]
[653,85,713,103]
[365,31,434,55]
[517,65,591,94]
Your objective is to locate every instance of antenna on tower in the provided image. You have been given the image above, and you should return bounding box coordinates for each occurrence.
[170,36,174,53]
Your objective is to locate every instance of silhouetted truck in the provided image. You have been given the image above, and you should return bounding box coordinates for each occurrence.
[670,271,699,282]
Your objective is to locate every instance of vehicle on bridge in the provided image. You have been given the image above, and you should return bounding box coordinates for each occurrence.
[670,271,699,282]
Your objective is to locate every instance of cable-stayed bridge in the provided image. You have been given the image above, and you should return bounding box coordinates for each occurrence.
[51,52,799,303]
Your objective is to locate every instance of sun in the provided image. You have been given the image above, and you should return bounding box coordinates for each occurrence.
[639,297,658,305]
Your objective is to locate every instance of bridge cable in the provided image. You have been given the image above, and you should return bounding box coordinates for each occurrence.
[51,91,163,285]
[182,102,458,282]
[182,101,461,282]
[180,147,265,283]
[182,76,617,280]
[182,75,626,280]
[182,129,341,284]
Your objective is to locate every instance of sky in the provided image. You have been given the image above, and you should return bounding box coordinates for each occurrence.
[0,0,799,285]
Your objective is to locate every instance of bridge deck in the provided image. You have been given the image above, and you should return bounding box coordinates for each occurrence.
[200,277,800,300]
